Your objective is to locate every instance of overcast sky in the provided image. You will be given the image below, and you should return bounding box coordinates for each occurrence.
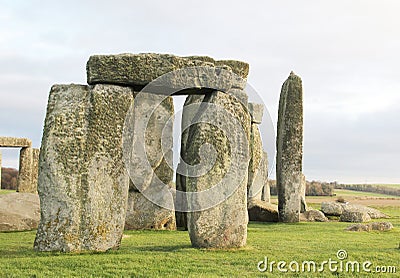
[0,0,399,184]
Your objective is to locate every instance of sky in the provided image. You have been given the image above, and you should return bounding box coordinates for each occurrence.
[0,0,399,184]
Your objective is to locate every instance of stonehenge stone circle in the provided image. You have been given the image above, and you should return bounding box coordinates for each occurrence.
[36,53,257,251]
[0,136,39,193]
[276,71,304,223]
[35,84,134,252]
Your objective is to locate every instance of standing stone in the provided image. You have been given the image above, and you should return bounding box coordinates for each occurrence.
[34,84,133,252]
[125,95,176,231]
[260,152,270,203]
[300,174,308,213]
[17,148,40,193]
[31,148,40,191]
[276,72,304,223]
[186,91,251,248]
[247,123,263,201]
[176,94,205,230]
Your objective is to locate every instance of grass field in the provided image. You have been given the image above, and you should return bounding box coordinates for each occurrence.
[1,206,399,277]
[0,189,15,195]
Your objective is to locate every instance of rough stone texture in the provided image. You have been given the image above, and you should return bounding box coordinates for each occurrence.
[0,137,32,148]
[300,174,307,213]
[346,222,393,232]
[321,202,388,219]
[186,91,251,248]
[276,72,303,223]
[176,94,205,230]
[248,200,278,222]
[34,84,133,252]
[126,93,176,230]
[300,209,328,222]
[248,103,264,124]
[261,172,271,203]
[0,193,40,232]
[248,123,263,201]
[340,210,371,223]
[321,201,344,216]
[87,54,249,90]
[17,147,39,193]
[125,191,176,230]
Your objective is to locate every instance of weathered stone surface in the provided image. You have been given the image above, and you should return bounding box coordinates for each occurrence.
[321,201,344,216]
[124,92,176,230]
[346,222,393,232]
[300,174,307,213]
[87,53,248,91]
[17,147,39,193]
[0,137,32,148]
[300,209,328,222]
[176,94,205,229]
[248,125,269,202]
[261,172,271,203]
[340,210,371,223]
[34,84,133,252]
[125,191,176,230]
[248,200,278,222]
[321,202,388,219]
[0,193,40,232]
[186,91,251,248]
[248,103,264,124]
[276,72,304,223]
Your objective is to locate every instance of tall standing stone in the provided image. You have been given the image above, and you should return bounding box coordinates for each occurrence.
[276,72,304,223]
[125,95,176,230]
[176,94,205,230]
[34,84,133,252]
[186,90,251,248]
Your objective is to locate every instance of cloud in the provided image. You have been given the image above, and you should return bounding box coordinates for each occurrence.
[0,0,399,182]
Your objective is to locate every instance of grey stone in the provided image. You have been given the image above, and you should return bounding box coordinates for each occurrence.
[0,193,40,232]
[125,191,176,230]
[87,53,248,91]
[340,210,371,223]
[34,84,133,252]
[186,91,251,248]
[321,201,344,216]
[248,124,264,201]
[248,200,278,222]
[300,209,328,222]
[124,91,176,230]
[276,72,304,223]
[300,174,307,213]
[248,103,264,124]
[17,147,39,193]
[261,171,271,203]
[0,137,32,148]
[346,222,393,232]
[176,94,205,230]
[321,202,388,219]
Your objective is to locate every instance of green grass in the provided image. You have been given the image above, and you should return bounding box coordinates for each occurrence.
[334,189,400,198]
[1,207,399,277]
[0,189,15,195]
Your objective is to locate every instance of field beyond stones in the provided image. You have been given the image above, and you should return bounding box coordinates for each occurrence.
[0,190,399,277]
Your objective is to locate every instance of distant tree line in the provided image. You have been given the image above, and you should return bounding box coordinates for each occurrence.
[1,168,18,190]
[335,184,400,197]
[269,180,335,196]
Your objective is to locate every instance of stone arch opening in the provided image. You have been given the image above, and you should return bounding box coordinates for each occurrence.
[0,137,39,193]
[34,53,271,252]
